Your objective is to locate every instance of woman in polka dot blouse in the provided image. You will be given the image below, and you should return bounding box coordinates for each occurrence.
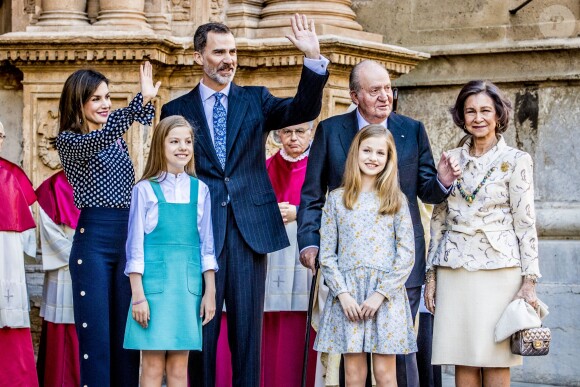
[56,62,160,387]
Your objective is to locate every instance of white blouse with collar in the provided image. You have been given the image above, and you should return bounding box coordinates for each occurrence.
[427,136,541,277]
[125,172,218,275]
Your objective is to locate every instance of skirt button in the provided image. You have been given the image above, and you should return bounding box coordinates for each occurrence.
[83,354,89,359]
[80,228,85,233]
[77,259,83,265]
[80,291,86,296]
[82,322,88,328]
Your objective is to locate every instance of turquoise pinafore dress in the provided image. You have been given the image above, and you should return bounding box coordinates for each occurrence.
[124,177,203,350]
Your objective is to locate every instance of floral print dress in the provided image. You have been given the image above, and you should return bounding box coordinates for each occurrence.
[314,189,418,354]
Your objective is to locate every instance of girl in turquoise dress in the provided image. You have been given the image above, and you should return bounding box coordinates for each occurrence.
[124,115,218,386]
[314,125,417,387]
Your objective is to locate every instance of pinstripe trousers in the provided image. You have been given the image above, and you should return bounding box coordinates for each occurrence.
[189,205,267,387]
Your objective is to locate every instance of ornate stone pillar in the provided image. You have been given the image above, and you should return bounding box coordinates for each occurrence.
[87,0,99,23]
[94,0,152,31]
[28,0,90,30]
[145,0,171,35]
[226,0,263,36]
[256,0,380,41]
[260,0,360,30]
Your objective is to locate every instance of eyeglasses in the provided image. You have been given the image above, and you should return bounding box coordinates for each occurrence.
[280,128,310,137]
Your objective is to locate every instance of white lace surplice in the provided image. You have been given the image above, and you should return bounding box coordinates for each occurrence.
[38,208,75,324]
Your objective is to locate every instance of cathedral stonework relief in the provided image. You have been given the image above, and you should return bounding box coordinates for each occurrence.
[209,0,225,23]
[35,106,60,170]
[170,0,191,21]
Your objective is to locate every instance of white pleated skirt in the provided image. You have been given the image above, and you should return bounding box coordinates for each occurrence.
[432,266,523,367]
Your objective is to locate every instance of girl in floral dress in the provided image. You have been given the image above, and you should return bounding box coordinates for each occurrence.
[314,124,417,387]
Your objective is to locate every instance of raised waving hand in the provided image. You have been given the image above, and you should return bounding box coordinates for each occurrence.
[286,14,321,60]
[140,61,161,106]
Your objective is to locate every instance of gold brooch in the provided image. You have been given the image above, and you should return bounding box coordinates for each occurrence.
[501,161,510,172]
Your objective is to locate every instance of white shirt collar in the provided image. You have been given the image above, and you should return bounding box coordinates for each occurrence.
[199,80,232,103]
[355,108,387,130]
[156,171,190,184]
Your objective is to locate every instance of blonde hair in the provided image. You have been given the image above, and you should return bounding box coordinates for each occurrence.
[140,115,196,182]
[342,124,403,215]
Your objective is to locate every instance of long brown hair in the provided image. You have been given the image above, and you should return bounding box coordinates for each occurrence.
[140,115,196,182]
[342,124,403,215]
[59,69,109,135]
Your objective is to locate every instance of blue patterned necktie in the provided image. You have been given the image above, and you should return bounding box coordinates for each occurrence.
[212,92,227,169]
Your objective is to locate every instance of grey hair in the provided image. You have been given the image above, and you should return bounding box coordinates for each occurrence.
[349,60,389,93]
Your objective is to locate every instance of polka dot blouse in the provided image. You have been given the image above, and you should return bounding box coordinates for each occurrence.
[56,93,155,209]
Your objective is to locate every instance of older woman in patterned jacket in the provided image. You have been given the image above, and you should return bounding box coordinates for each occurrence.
[424,80,541,387]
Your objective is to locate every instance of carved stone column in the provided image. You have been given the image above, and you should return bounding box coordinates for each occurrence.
[226,0,263,36]
[94,0,152,31]
[28,0,90,30]
[145,0,171,35]
[87,0,99,23]
[256,0,380,41]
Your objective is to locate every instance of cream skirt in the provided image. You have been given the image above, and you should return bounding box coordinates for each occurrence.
[432,266,523,367]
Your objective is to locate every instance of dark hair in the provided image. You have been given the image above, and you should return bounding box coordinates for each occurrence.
[450,80,512,135]
[193,23,232,53]
[349,60,388,93]
[58,69,108,135]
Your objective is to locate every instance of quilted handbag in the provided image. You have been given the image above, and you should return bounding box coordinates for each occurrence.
[510,327,551,356]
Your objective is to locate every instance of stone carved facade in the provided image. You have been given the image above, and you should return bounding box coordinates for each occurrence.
[3,1,576,384]
[171,0,192,22]
[209,0,225,23]
[36,107,60,170]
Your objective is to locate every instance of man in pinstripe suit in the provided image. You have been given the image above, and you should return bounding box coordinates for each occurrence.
[160,15,329,387]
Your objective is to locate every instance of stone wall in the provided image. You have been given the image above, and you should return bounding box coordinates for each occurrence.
[352,0,579,47]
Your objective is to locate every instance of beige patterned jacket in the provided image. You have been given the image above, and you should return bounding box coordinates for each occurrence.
[427,136,541,277]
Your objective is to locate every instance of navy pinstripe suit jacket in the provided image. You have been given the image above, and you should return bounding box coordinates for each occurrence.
[297,110,448,287]
[161,66,329,258]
